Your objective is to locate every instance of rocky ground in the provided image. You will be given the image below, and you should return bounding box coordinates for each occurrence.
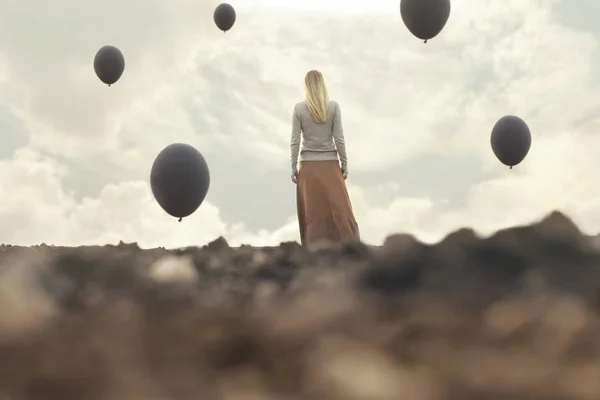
[1,211,600,399]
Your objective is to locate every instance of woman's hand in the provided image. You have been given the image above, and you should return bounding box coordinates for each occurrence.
[342,170,348,180]
[291,171,298,184]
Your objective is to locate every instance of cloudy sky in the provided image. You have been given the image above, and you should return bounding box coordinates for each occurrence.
[0,0,599,248]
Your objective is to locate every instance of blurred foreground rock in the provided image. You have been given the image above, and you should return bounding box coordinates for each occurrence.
[1,211,600,399]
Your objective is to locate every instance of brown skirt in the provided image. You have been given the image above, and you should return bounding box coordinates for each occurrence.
[296,160,360,246]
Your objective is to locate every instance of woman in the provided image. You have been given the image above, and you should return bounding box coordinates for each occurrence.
[290,70,360,246]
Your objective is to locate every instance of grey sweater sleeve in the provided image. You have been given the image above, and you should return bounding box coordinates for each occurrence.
[290,105,301,173]
[332,102,347,172]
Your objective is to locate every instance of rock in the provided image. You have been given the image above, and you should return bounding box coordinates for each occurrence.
[207,236,230,252]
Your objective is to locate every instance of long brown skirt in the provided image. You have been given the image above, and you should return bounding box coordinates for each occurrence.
[296,160,360,246]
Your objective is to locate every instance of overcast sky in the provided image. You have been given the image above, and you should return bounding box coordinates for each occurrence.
[0,0,599,248]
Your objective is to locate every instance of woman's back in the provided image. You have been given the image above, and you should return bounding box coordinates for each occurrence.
[291,98,346,174]
[294,100,339,153]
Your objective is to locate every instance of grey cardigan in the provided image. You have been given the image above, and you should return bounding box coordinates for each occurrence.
[290,100,347,174]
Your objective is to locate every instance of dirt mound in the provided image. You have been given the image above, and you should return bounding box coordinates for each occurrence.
[1,211,600,399]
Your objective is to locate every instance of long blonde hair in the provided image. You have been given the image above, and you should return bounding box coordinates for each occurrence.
[304,70,329,124]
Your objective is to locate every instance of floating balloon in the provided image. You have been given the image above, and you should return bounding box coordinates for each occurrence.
[400,0,451,43]
[490,115,532,169]
[93,45,125,86]
[150,143,210,221]
[214,3,236,32]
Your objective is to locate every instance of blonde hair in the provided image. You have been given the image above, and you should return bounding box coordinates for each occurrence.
[304,70,329,124]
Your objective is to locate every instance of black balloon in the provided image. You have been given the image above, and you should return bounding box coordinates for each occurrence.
[400,0,451,43]
[150,143,210,221]
[93,45,125,86]
[490,115,532,169]
[214,3,236,32]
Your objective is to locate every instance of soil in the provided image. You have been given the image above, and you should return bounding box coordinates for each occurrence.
[0,211,599,399]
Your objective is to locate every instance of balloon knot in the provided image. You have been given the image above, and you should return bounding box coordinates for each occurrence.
[108,84,111,87]
[424,39,428,43]
[178,217,182,222]
[510,166,513,169]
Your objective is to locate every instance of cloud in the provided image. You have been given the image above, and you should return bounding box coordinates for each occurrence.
[0,0,599,247]
[0,148,229,247]
[0,0,221,156]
